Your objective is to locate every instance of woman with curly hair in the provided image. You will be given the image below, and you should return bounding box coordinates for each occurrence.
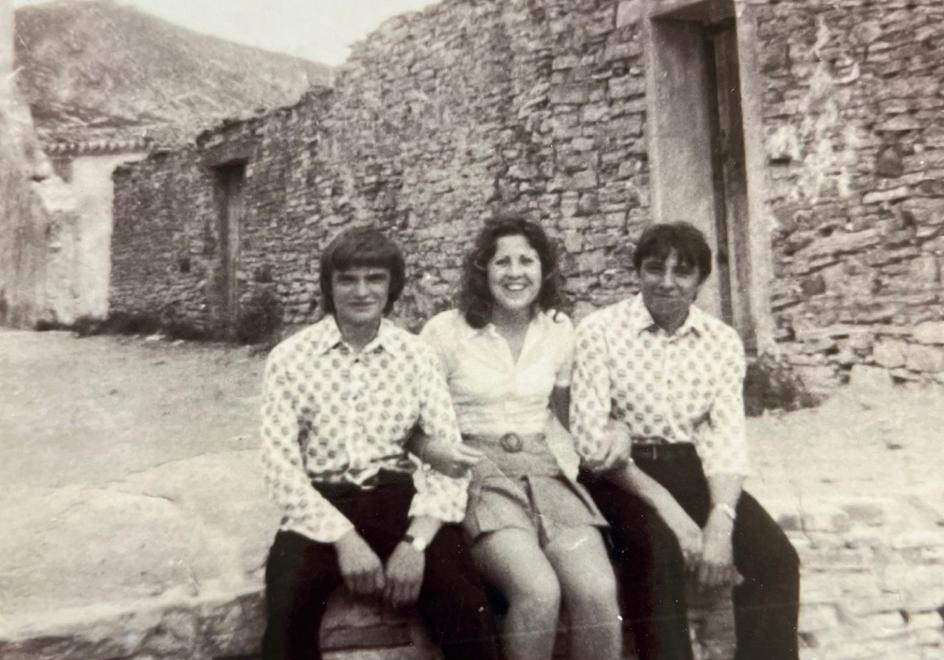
[413,218,623,660]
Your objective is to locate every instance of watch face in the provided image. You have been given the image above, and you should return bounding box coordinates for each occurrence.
[405,534,427,552]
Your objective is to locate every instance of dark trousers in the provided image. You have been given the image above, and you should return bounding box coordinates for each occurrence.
[581,449,800,660]
[261,481,500,660]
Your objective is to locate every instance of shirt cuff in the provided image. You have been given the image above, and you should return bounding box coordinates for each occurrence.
[408,481,468,524]
[284,510,355,544]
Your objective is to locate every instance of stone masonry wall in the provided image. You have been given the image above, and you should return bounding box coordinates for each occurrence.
[111,0,944,389]
[756,0,944,391]
[112,0,648,333]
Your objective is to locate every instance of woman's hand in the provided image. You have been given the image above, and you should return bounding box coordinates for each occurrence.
[420,440,483,477]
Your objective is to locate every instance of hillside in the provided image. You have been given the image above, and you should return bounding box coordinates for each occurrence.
[13,0,333,145]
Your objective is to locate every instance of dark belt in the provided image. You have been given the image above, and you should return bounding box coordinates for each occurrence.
[311,469,412,499]
[631,442,696,462]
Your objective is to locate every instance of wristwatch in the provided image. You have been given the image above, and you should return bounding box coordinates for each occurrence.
[403,533,428,552]
[714,503,737,522]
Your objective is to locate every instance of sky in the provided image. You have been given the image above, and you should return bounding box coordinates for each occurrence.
[13,0,441,66]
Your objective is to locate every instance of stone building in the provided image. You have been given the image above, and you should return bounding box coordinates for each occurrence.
[111,0,944,395]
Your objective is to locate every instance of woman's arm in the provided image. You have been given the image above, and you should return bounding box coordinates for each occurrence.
[405,425,482,478]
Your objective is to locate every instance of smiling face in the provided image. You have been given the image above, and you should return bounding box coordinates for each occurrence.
[331,266,391,331]
[487,234,543,315]
[638,249,702,332]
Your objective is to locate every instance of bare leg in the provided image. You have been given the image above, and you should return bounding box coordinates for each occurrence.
[472,528,562,660]
[545,526,623,660]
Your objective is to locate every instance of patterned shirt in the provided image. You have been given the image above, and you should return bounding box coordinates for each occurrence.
[420,309,580,478]
[261,316,469,543]
[571,295,749,477]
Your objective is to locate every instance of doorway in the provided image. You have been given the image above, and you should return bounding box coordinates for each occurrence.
[645,0,759,351]
[214,161,246,332]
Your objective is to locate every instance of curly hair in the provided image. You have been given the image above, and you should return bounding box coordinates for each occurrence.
[319,226,406,316]
[457,218,568,329]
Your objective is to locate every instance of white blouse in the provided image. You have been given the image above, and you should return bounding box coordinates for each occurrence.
[420,309,580,477]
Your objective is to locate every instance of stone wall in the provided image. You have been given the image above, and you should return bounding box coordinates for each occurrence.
[112,0,648,334]
[67,151,148,319]
[110,0,944,391]
[755,0,944,391]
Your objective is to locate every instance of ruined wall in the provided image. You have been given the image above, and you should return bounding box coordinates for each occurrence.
[111,0,648,332]
[111,0,944,387]
[69,151,147,318]
[755,0,944,391]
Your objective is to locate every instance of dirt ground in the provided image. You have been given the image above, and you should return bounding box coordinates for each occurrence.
[0,329,264,493]
[2,327,941,509]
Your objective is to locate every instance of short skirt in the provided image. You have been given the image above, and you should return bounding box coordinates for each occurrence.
[462,432,607,546]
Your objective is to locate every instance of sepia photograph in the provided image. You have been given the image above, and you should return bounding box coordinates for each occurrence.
[1,0,943,658]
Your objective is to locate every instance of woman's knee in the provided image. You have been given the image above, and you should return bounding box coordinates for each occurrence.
[569,580,620,621]
[507,569,562,613]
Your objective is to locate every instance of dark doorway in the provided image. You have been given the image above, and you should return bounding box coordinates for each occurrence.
[646,0,757,351]
[214,162,246,333]
[705,16,754,350]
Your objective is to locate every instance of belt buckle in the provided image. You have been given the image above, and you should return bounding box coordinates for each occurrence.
[499,432,524,453]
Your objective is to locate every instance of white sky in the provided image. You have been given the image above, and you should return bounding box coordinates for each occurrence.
[13,0,441,66]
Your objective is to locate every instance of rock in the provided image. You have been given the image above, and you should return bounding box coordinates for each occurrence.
[904,343,944,373]
[862,186,910,204]
[875,115,925,132]
[847,364,894,404]
[616,0,643,28]
[872,339,906,368]
[875,146,904,178]
[912,320,944,344]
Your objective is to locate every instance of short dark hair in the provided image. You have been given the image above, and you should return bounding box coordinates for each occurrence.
[319,226,406,316]
[457,218,567,329]
[632,222,712,284]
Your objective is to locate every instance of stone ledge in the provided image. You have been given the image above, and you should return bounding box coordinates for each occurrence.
[0,579,736,660]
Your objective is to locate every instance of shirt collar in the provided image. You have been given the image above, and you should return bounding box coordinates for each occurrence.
[312,316,399,356]
[624,294,707,337]
[461,309,552,340]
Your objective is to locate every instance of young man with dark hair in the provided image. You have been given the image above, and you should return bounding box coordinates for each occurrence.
[260,226,499,660]
[571,221,800,660]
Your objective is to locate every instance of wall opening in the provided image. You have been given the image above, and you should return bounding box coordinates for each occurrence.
[213,161,246,334]
[645,0,760,352]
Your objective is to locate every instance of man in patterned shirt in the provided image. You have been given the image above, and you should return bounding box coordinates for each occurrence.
[260,227,499,660]
[571,222,799,660]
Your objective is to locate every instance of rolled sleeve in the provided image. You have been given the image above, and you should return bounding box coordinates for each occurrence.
[570,317,614,469]
[260,353,354,543]
[411,346,469,522]
[696,331,750,477]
